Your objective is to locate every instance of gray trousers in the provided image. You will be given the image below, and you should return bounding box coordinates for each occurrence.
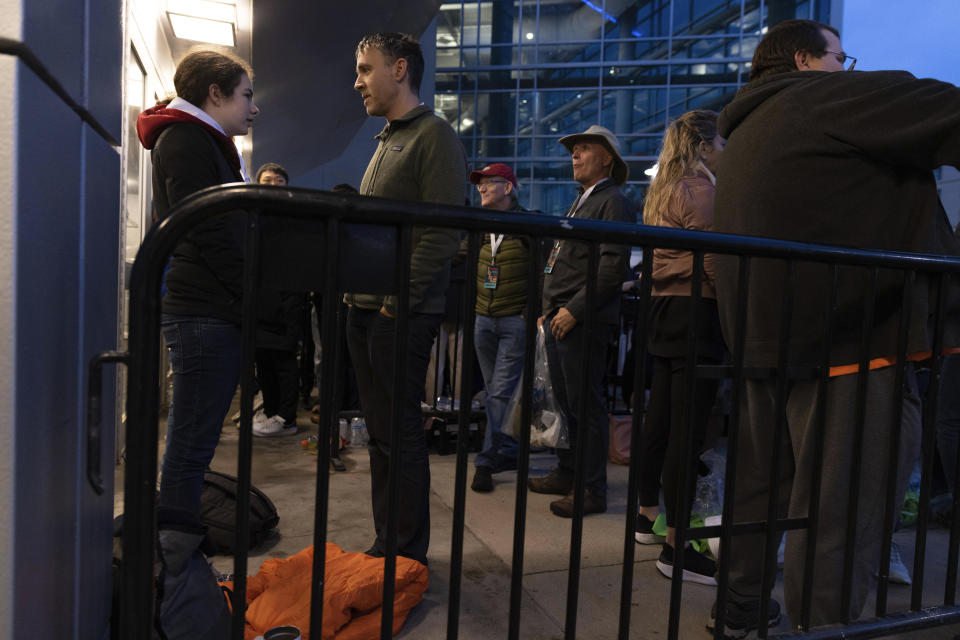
[726,365,921,628]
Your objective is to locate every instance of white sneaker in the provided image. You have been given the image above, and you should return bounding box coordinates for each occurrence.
[253,415,297,438]
[252,408,269,429]
[888,542,912,585]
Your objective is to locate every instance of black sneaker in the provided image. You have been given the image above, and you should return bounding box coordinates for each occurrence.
[655,544,717,586]
[634,513,665,544]
[708,598,782,638]
[471,466,494,493]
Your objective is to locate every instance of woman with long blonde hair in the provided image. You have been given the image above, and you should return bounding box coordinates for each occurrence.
[634,109,727,585]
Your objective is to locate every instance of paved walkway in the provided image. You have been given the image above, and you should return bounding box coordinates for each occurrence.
[189,406,960,639]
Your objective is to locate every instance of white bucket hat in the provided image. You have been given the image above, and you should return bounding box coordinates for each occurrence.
[558,124,629,185]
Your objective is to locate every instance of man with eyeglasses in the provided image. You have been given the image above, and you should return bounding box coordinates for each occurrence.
[710,18,960,637]
[468,163,529,493]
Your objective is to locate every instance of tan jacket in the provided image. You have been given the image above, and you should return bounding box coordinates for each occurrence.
[651,172,716,299]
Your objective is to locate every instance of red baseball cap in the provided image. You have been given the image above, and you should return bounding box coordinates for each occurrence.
[469,163,517,188]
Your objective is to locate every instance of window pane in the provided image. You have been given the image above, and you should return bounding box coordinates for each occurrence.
[437,0,780,200]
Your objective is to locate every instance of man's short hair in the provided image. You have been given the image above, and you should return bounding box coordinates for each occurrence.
[255,162,288,183]
[356,32,425,94]
[750,19,840,82]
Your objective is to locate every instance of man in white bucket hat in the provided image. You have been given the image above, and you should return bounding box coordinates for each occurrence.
[528,124,633,517]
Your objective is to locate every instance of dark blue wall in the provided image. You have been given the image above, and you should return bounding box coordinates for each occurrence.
[10,0,121,636]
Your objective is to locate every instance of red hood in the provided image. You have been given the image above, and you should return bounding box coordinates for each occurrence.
[136,104,241,172]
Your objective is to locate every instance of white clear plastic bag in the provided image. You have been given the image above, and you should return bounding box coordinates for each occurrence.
[503,324,570,448]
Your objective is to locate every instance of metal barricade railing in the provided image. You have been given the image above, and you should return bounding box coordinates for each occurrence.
[109,183,960,639]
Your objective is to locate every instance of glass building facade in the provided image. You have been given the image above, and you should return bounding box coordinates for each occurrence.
[434,0,834,218]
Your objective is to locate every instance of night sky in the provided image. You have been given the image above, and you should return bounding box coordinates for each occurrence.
[842,0,959,86]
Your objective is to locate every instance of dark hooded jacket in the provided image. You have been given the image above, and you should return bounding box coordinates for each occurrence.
[137,104,246,323]
[713,70,960,368]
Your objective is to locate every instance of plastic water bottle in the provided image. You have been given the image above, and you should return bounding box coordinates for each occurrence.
[350,417,369,447]
[338,418,349,442]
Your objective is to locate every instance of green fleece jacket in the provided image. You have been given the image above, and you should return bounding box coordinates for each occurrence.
[347,104,467,315]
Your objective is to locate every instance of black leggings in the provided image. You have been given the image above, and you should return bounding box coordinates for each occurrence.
[637,355,719,528]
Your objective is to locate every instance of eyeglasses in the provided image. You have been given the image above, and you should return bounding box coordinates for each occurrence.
[824,50,857,71]
[476,179,509,192]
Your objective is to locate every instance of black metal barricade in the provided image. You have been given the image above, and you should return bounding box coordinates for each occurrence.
[111,183,960,639]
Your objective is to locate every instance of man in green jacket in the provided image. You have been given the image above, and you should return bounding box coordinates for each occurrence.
[346,32,467,565]
[469,163,529,493]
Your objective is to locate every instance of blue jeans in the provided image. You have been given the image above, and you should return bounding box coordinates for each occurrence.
[474,314,523,471]
[160,315,242,527]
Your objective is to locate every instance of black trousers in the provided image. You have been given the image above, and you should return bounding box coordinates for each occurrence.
[345,306,440,565]
[256,347,299,424]
[638,355,719,527]
[544,312,614,497]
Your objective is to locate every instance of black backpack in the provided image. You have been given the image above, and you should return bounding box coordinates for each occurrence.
[200,470,279,554]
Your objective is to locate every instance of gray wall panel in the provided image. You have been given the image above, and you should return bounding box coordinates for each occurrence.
[13,61,82,637]
[22,0,83,101]
[85,0,122,143]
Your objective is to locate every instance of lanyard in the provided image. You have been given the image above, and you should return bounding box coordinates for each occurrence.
[489,233,504,260]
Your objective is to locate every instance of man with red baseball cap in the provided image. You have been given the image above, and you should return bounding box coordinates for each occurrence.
[467,163,531,492]
[470,163,518,210]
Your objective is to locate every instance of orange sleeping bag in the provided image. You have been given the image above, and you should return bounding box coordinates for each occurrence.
[221,543,429,639]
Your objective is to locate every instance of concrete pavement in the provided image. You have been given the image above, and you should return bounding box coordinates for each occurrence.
[190,407,960,639]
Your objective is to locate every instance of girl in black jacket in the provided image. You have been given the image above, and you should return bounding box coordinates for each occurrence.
[136,48,259,639]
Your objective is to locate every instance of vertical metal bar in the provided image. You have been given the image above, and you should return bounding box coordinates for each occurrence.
[121,246,164,637]
[840,267,879,622]
[309,215,341,636]
[948,287,960,605]
[508,236,542,640]
[913,272,947,610]
[713,255,751,640]
[799,263,839,631]
[231,210,261,639]
[667,250,705,639]
[452,309,462,406]
[618,246,653,640]
[330,300,347,454]
[951,457,960,604]
[758,260,797,639]
[563,242,599,639]
[447,230,480,639]
[948,271,960,606]
[433,323,443,408]
[875,270,913,617]
[380,224,413,639]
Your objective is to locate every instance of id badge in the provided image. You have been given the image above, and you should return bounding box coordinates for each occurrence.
[484,264,500,289]
[544,242,561,274]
